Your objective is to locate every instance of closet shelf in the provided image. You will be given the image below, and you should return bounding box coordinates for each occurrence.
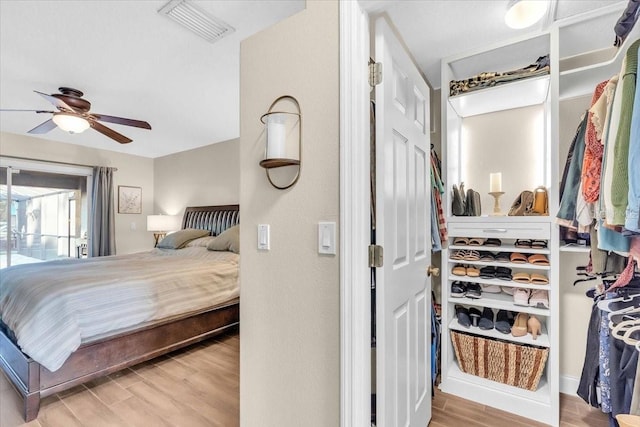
[450,291,551,317]
[448,258,551,270]
[448,75,549,118]
[559,243,590,253]
[448,318,550,348]
[445,363,551,404]
[449,244,551,255]
[559,24,640,100]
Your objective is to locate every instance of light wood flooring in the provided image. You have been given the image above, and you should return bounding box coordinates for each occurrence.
[2,331,609,427]
[1,332,239,427]
[430,387,609,427]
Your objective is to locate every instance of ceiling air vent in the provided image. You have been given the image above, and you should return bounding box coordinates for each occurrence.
[158,0,235,44]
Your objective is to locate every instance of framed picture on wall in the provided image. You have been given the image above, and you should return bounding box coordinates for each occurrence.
[118,185,142,214]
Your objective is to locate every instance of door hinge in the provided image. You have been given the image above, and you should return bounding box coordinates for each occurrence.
[369,244,383,267]
[369,62,382,87]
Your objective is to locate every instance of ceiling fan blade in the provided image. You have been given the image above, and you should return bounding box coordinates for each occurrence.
[91,113,152,129]
[34,90,77,112]
[90,120,132,144]
[27,118,57,134]
[0,109,54,113]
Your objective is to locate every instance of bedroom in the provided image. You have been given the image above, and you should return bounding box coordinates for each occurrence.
[1,1,638,427]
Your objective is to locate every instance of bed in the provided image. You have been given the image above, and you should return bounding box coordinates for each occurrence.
[0,204,240,422]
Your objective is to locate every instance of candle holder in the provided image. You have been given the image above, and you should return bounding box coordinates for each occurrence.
[489,191,505,216]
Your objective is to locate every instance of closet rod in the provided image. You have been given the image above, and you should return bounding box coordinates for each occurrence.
[0,155,118,171]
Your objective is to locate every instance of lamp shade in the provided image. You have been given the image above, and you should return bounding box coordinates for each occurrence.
[505,0,548,29]
[147,214,180,232]
[52,113,90,134]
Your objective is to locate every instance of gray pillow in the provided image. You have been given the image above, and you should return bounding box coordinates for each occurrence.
[157,228,210,249]
[207,225,239,254]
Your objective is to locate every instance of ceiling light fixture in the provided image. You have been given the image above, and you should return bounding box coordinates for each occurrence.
[505,0,549,29]
[52,113,90,134]
[158,0,235,44]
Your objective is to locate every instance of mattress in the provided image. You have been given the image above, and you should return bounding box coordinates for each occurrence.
[0,247,239,372]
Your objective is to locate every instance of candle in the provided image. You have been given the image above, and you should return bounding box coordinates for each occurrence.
[490,172,502,193]
[266,114,286,159]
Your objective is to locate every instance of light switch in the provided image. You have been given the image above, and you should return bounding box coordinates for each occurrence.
[258,224,270,250]
[318,222,336,255]
[130,222,137,231]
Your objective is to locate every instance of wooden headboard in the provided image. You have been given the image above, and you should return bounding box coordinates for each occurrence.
[181,205,239,236]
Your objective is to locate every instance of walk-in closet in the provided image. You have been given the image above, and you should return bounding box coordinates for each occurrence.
[437,3,640,426]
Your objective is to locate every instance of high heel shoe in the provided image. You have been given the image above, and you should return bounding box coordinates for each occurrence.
[528,315,542,340]
[511,312,528,337]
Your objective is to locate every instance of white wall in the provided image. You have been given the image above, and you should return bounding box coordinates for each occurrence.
[239,1,340,426]
[153,138,239,216]
[0,132,154,254]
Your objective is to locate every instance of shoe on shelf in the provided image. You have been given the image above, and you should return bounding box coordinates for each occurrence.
[501,286,514,295]
[469,307,482,327]
[529,289,549,309]
[513,288,531,306]
[495,310,514,334]
[479,265,496,279]
[455,305,471,328]
[451,281,467,297]
[511,312,528,337]
[452,264,467,276]
[466,265,481,277]
[479,307,494,330]
[481,283,501,293]
[466,282,482,299]
[528,315,542,340]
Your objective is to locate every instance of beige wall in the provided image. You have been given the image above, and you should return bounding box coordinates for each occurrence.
[153,138,239,217]
[558,95,593,380]
[239,1,340,426]
[0,132,154,254]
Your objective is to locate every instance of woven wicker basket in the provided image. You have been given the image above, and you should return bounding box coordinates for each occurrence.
[450,330,549,391]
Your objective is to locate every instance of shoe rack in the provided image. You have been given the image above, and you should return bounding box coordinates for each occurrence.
[439,5,638,426]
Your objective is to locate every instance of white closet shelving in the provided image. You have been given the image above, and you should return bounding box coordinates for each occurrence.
[439,3,634,426]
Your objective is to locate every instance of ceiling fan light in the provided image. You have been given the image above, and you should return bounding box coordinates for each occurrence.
[505,0,548,29]
[52,113,90,134]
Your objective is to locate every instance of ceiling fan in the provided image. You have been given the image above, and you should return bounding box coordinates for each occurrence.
[0,87,151,144]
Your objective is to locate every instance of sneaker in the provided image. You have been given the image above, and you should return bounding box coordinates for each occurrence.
[466,282,482,299]
[513,288,531,306]
[451,281,467,298]
[529,289,549,309]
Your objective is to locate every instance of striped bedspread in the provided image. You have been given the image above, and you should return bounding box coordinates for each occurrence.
[0,247,239,372]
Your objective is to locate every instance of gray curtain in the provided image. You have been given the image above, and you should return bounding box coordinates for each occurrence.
[90,166,116,256]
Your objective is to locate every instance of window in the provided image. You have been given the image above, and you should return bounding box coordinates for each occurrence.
[0,158,92,268]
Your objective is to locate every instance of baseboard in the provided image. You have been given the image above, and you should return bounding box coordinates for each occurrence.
[560,375,579,396]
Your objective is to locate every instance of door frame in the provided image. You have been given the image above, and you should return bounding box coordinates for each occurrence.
[339,1,371,426]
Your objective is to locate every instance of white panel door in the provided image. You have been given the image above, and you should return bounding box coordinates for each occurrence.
[375,16,432,427]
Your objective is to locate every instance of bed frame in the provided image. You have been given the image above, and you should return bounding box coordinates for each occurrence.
[0,204,240,422]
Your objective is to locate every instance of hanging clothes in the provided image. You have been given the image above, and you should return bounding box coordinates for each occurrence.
[582,80,609,203]
[611,40,640,226]
[625,43,640,234]
[557,113,589,228]
[430,148,447,251]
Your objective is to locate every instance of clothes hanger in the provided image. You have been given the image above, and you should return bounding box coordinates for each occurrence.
[622,324,640,346]
[608,311,640,329]
[597,292,640,312]
[611,319,639,341]
[573,276,597,286]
